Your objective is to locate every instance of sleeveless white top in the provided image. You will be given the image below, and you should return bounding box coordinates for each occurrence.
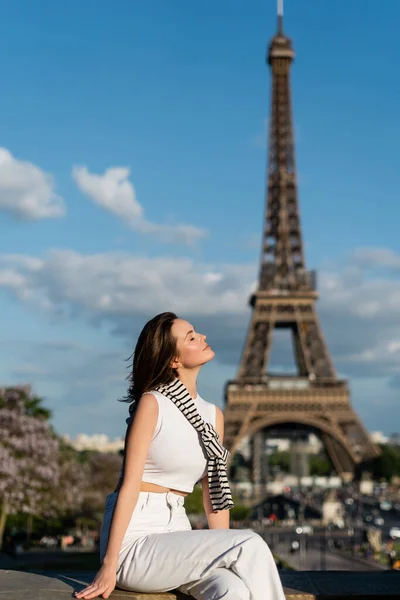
[141,390,216,493]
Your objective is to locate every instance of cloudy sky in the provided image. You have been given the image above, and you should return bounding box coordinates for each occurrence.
[1,0,399,439]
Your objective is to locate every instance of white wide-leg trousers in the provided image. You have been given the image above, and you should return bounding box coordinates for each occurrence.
[100,491,286,600]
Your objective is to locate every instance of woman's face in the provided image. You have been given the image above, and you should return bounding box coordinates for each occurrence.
[171,318,215,369]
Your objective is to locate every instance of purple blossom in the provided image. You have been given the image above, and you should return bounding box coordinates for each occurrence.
[0,388,59,517]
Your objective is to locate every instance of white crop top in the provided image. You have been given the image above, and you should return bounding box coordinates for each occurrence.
[141,390,216,493]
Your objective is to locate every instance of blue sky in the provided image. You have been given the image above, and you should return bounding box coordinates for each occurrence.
[0,0,399,440]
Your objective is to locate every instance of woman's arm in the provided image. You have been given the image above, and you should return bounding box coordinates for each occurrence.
[201,406,230,529]
[102,394,158,568]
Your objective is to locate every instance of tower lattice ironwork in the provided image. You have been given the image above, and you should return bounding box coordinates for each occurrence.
[223,6,379,486]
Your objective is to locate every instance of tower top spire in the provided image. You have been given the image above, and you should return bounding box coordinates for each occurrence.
[277,0,284,34]
[268,0,294,64]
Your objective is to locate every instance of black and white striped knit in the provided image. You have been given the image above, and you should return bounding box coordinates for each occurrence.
[155,378,234,513]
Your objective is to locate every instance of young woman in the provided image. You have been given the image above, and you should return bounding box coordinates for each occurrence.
[75,312,286,600]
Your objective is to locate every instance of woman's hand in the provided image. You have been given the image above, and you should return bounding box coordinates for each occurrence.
[74,563,117,599]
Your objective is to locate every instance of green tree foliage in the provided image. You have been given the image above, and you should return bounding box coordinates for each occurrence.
[184,485,203,514]
[371,444,400,481]
[268,450,331,476]
[82,451,123,518]
[229,452,250,482]
[268,451,289,472]
[184,486,251,521]
[230,503,251,521]
[309,454,331,476]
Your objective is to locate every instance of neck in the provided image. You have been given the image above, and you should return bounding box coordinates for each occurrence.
[176,369,200,399]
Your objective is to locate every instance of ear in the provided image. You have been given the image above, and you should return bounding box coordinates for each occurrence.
[171,356,181,370]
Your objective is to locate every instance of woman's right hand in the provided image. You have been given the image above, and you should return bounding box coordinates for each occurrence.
[74,563,117,599]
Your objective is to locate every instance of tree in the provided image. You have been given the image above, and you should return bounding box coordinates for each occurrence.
[0,387,59,548]
[230,503,251,521]
[44,441,90,521]
[82,451,122,520]
[268,451,290,472]
[309,454,331,476]
[371,444,400,481]
[0,385,52,420]
[183,487,251,522]
[184,485,204,515]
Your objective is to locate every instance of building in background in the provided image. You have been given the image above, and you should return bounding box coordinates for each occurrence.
[63,433,124,453]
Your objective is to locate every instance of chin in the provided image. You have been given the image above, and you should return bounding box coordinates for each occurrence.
[204,349,215,362]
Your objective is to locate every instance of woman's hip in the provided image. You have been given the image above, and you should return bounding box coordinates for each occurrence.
[100,490,191,561]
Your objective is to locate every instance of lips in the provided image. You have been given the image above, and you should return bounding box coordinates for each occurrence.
[203,344,210,351]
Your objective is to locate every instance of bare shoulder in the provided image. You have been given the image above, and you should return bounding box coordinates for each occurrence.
[127,393,158,437]
[133,393,158,420]
[139,392,159,407]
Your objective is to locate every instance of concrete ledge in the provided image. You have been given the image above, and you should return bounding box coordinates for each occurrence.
[1,569,400,600]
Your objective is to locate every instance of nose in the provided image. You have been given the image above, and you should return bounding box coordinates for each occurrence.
[201,334,207,342]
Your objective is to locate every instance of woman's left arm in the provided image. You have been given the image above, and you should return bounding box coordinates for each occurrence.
[201,406,230,529]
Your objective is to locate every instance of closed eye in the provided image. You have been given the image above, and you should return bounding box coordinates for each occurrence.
[185,326,196,341]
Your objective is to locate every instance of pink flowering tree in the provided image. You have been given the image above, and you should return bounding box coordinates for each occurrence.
[0,387,60,549]
[44,441,90,520]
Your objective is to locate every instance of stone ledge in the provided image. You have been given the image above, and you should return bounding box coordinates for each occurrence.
[1,569,400,600]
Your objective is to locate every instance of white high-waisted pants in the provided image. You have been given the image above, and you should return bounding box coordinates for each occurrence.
[100,491,286,600]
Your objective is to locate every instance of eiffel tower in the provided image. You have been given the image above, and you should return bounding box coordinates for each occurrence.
[223,3,379,489]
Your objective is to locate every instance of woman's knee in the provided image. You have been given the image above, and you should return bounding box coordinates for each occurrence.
[240,529,273,555]
[237,529,264,545]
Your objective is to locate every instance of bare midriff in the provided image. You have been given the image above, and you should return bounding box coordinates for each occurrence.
[113,479,188,497]
[140,481,188,497]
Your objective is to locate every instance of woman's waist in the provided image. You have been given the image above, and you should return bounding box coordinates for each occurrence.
[106,489,187,511]
[140,481,189,496]
[114,479,190,497]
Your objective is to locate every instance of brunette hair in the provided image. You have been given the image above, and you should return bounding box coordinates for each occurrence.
[120,312,178,419]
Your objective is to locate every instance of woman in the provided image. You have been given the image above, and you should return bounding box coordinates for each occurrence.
[75,312,286,600]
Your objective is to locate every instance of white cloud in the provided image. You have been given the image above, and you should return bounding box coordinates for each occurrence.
[72,166,143,221]
[316,252,400,380]
[72,165,207,245]
[0,148,65,220]
[352,247,400,270]
[2,245,400,381]
[0,249,253,321]
[2,246,400,434]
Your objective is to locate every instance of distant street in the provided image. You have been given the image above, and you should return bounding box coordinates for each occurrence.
[269,536,386,571]
[259,524,390,571]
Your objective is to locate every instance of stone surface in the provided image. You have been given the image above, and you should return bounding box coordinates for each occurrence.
[0,571,184,599]
[1,569,400,599]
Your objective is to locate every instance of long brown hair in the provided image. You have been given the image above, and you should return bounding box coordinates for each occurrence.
[120,312,178,420]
